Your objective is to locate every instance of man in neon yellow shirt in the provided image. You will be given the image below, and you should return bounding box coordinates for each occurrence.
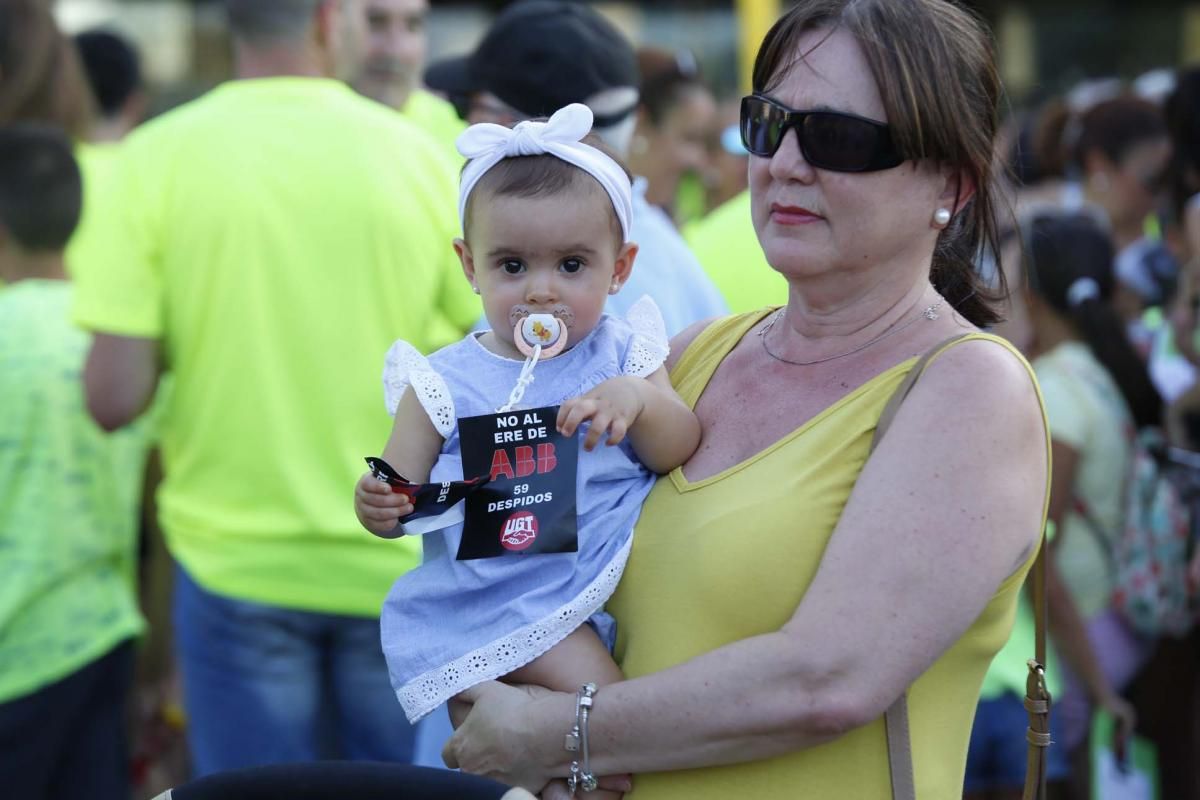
[74,0,478,775]
[350,0,464,154]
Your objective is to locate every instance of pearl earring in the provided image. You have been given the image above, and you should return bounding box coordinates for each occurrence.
[933,208,952,226]
[472,285,480,294]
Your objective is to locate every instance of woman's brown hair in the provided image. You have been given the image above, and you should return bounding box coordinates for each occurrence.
[0,0,94,140]
[752,0,1006,326]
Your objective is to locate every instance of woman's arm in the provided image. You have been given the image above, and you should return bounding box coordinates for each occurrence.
[445,339,1049,786]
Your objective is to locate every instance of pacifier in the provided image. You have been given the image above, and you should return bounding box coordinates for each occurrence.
[498,308,571,412]
[514,313,568,358]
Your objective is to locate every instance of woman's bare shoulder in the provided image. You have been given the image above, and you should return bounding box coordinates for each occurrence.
[914,334,1043,430]
[867,334,1047,569]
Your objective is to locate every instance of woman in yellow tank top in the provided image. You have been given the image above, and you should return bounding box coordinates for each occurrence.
[443,2,1050,797]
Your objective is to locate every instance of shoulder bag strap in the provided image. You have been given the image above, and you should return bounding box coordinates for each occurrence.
[1023,541,1050,800]
[868,335,1049,800]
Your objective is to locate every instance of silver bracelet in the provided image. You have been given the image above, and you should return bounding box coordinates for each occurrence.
[564,682,598,795]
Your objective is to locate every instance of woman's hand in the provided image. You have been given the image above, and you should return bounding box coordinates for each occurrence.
[444,682,632,795]
[443,681,561,792]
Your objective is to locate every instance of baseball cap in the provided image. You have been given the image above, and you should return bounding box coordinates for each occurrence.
[74,29,142,117]
[425,0,639,127]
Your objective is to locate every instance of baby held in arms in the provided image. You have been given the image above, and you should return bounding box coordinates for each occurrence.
[353,104,701,798]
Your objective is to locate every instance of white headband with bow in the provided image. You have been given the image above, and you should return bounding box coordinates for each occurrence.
[456,103,633,241]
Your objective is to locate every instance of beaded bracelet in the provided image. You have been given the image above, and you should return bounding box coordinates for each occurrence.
[564,682,598,795]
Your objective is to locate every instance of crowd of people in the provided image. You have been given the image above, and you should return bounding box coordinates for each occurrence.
[2,0,1200,799]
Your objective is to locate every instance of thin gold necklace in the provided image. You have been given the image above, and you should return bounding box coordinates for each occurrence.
[758,300,944,366]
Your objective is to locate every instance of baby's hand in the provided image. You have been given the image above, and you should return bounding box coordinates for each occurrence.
[557,376,645,452]
[354,471,413,538]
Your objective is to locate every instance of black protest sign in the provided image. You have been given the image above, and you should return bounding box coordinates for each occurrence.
[456,405,578,559]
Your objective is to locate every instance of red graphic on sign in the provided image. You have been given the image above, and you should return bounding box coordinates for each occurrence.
[500,511,539,551]
[489,443,558,481]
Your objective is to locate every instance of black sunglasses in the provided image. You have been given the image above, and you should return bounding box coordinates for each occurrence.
[740,94,905,173]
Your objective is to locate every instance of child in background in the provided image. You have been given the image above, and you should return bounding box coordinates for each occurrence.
[0,124,151,798]
[354,104,701,795]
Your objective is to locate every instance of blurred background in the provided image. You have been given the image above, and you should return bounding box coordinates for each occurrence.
[52,0,1200,114]
[9,1,1200,798]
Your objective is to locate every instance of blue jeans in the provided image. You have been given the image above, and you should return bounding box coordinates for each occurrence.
[173,566,415,777]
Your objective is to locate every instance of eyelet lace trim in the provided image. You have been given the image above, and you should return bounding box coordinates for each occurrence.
[383,340,455,438]
[395,536,633,723]
[622,295,670,378]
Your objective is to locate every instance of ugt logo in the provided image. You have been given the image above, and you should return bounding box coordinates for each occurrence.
[500,511,538,551]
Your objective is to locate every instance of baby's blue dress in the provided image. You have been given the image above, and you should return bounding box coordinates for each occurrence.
[379,299,668,722]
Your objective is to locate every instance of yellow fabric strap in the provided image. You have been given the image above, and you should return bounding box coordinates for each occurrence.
[669,309,775,407]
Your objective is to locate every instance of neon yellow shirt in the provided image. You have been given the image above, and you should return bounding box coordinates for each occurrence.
[682,190,788,314]
[66,141,122,284]
[673,171,707,228]
[401,88,465,161]
[0,281,147,702]
[608,312,1050,799]
[73,78,480,617]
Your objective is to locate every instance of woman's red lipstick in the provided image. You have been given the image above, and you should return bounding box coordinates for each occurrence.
[771,203,823,224]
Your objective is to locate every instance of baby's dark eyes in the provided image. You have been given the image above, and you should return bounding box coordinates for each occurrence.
[495,258,585,274]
